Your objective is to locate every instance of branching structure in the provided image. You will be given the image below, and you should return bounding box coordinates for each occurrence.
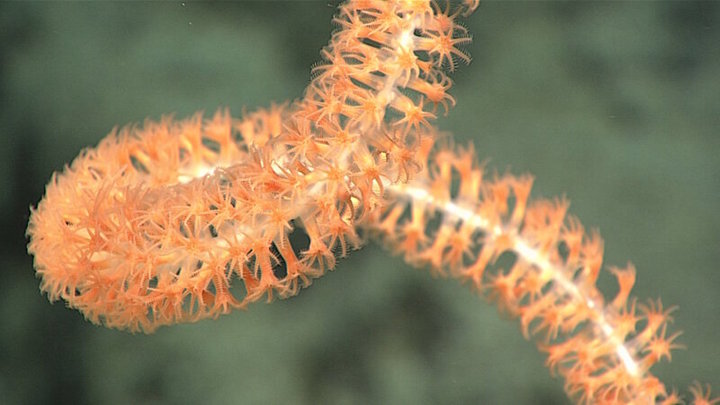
[26,1,716,404]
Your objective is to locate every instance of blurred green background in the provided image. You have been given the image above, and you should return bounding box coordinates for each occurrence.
[1,1,718,404]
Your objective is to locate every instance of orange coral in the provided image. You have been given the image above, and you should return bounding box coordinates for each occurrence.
[26,1,715,404]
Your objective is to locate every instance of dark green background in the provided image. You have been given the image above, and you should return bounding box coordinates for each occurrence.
[1,1,718,404]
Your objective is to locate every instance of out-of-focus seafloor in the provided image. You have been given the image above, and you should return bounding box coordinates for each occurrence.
[1,2,718,404]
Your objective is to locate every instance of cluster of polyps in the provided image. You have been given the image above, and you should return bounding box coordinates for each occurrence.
[26,1,715,404]
[26,0,477,335]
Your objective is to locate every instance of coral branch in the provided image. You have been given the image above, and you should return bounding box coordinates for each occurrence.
[25,1,715,404]
[376,140,677,403]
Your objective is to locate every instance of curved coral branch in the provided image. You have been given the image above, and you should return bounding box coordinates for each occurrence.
[25,1,715,404]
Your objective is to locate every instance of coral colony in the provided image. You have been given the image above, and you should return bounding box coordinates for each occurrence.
[27,2,716,404]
